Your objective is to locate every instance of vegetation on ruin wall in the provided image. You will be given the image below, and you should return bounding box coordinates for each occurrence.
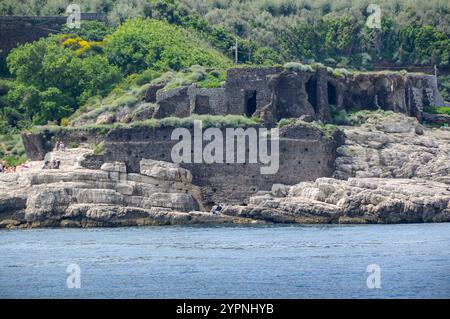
[439,76,450,101]
[277,118,338,138]
[426,107,450,116]
[31,115,262,137]
[331,109,397,126]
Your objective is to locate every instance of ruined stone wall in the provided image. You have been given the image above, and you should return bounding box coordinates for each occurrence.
[23,124,342,206]
[225,67,283,115]
[83,125,341,206]
[237,67,444,125]
[0,15,105,55]
[187,86,226,115]
[145,67,444,126]
[22,129,105,161]
[154,87,190,118]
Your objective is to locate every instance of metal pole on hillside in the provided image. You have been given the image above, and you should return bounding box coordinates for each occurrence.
[233,38,238,65]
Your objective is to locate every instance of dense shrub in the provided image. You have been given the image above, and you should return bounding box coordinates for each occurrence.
[105,18,231,74]
[61,21,114,41]
[5,36,121,126]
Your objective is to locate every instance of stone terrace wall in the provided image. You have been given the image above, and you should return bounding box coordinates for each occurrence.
[21,125,343,206]
[0,15,105,55]
[75,124,343,206]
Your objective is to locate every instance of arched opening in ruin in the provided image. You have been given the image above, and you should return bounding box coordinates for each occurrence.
[305,78,318,112]
[245,90,257,117]
[327,82,337,106]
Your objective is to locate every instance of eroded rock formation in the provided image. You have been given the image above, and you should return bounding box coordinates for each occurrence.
[0,149,252,228]
[222,178,450,224]
[221,114,450,224]
[333,113,450,183]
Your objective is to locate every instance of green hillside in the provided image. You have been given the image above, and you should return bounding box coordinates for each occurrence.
[0,0,449,164]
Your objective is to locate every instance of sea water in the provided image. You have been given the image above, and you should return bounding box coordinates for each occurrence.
[0,223,449,298]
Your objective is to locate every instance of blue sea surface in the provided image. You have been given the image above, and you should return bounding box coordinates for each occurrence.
[0,223,449,298]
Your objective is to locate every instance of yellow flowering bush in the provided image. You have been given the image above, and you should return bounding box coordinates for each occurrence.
[60,36,103,56]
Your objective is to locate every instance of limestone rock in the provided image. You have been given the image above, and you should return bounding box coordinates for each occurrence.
[224,177,450,224]
[101,162,127,173]
[140,159,192,183]
[96,112,116,125]
[334,114,450,182]
[0,151,204,228]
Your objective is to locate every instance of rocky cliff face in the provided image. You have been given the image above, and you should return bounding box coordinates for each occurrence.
[0,148,252,228]
[333,113,450,183]
[6,114,450,227]
[222,178,450,224]
[223,114,450,224]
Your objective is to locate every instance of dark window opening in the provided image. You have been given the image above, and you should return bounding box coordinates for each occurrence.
[194,95,210,114]
[245,90,257,117]
[328,82,337,106]
[422,88,431,110]
[305,78,318,112]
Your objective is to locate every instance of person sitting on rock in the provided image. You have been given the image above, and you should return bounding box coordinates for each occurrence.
[51,160,60,169]
[59,142,65,151]
[42,161,50,169]
[211,203,224,215]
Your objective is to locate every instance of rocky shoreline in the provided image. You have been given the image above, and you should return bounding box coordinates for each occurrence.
[1,114,450,228]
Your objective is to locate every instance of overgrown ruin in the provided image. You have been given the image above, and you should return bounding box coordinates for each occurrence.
[146,66,445,125]
[14,66,450,223]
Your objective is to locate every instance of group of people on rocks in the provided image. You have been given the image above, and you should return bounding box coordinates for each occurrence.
[54,140,66,152]
[0,140,66,174]
[42,160,61,170]
[41,140,65,169]
[0,161,29,174]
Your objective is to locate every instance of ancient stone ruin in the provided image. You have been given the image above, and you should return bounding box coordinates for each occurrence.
[148,66,444,125]
[9,66,449,228]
